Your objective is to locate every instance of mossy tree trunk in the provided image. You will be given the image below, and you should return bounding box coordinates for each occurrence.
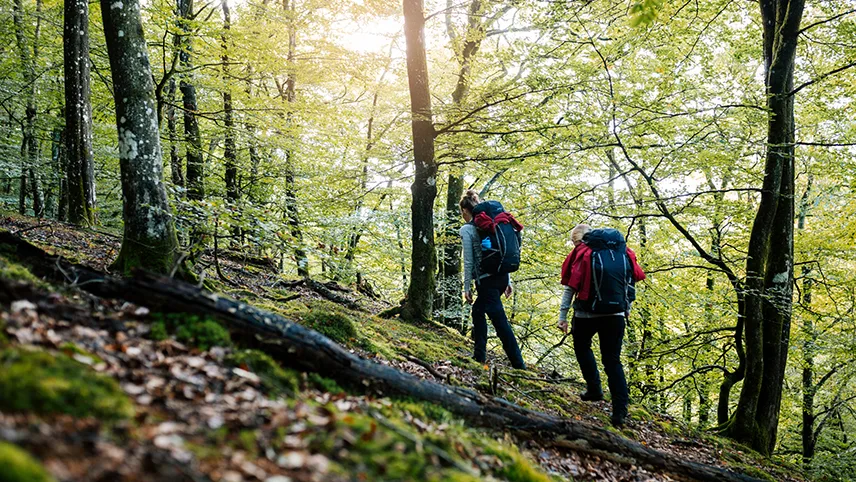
[63,0,97,226]
[400,0,438,323]
[101,0,182,275]
[725,0,803,456]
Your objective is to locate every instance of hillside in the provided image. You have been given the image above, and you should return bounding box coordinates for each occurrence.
[0,214,805,482]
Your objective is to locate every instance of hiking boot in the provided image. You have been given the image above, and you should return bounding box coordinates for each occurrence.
[580,391,604,402]
[611,406,628,428]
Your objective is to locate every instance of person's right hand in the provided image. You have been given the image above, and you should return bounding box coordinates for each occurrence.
[558,319,568,334]
[464,292,473,304]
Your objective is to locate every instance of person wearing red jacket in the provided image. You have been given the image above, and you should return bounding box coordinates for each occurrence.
[558,224,646,427]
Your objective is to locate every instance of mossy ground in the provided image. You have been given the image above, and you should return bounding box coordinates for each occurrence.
[0,347,133,420]
[225,348,300,394]
[149,312,231,350]
[0,442,55,482]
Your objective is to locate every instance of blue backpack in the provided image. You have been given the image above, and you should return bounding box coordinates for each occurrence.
[575,228,634,314]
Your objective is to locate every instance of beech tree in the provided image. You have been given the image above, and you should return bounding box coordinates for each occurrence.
[101,0,181,275]
[724,0,804,455]
[400,0,437,323]
[63,0,96,225]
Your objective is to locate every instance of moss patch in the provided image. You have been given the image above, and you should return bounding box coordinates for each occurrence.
[0,347,133,420]
[225,349,300,394]
[149,313,231,350]
[0,254,46,289]
[0,442,55,482]
[302,309,359,345]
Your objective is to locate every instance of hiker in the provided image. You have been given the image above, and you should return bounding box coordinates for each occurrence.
[558,224,646,427]
[460,189,526,369]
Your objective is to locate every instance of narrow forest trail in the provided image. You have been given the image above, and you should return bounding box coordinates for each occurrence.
[0,214,804,482]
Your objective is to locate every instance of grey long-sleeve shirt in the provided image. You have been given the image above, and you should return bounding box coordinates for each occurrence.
[460,223,483,295]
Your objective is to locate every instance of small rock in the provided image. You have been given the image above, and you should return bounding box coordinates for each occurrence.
[265,477,292,482]
[276,451,307,469]
[220,471,243,482]
[153,434,184,449]
[207,414,225,430]
[121,383,145,396]
[11,300,37,313]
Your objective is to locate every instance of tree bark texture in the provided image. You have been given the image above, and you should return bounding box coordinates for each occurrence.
[63,0,97,226]
[282,0,309,277]
[437,0,486,332]
[727,0,804,456]
[401,0,438,323]
[221,0,238,208]
[100,0,181,275]
[13,0,44,217]
[177,0,204,202]
[166,78,184,190]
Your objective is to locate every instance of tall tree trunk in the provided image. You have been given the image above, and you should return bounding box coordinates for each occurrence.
[64,0,97,226]
[166,78,184,190]
[13,0,42,217]
[400,0,438,323]
[437,0,487,332]
[281,0,308,277]
[221,0,239,242]
[101,0,181,275]
[799,177,815,466]
[726,0,804,455]
[177,0,204,202]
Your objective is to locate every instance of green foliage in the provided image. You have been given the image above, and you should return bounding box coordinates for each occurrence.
[225,349,300,394]
[149,313,231,350]
[0,348,133,420]
[0,442,55,482]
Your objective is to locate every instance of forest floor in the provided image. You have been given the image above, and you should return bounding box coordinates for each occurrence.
[0,213,805,482]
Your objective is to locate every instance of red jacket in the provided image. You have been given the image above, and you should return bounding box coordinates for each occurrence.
[474,211,524,233]
[560,244,646,300]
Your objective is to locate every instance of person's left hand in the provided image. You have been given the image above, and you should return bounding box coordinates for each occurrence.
[504,285,513,298]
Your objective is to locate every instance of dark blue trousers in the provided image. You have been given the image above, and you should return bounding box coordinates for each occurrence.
[472,274,525,369]
[572,315,628,414]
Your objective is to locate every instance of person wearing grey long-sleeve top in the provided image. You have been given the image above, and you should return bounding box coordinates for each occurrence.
[459,190,525,369]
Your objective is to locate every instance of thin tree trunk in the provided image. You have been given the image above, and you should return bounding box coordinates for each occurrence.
[437,0,487,332]
[166,78,183,190]
[177,0,204,202]
[13,0,42,217]
[400,0,438,323]
[282,0,308,277]
[101,0,182,275]
[799,176,815,466]
[52,124,67,221]
[221,0,239,242]
[64,0,97,226]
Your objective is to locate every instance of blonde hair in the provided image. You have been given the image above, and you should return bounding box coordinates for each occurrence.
[459,189,480,212]
[571,224,592,245]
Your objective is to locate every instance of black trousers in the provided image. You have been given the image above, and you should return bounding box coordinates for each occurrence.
[572,315,628,413]
[471,274,525,369]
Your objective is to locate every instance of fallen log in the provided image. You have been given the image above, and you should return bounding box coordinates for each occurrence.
[0,231,763,482]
